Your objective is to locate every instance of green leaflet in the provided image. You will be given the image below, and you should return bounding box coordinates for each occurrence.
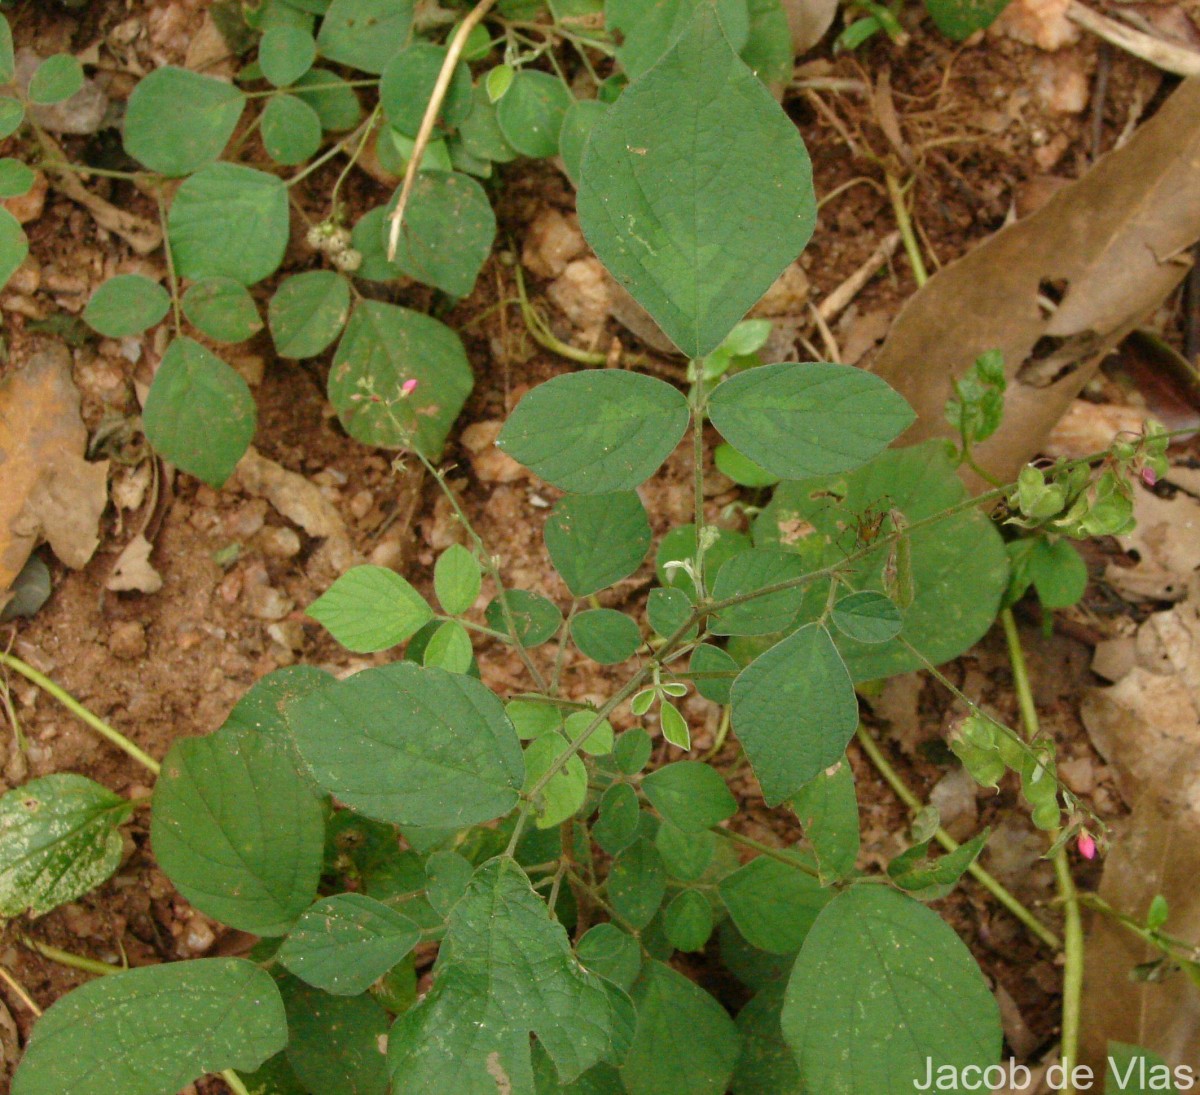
[123,66,245,175]
[168,163,289,285]
[277,893,420,995]
[754,441,1010,680]
[783,886,1002,1092]
[83,274,170,337]
[0,774,132,918]
[289,662,524,829]
[434,543,483,614]
[608,0,750,79]
[707,362,915,480]
[317,0,414,73]
[151,724,324,935]
[790,760,860,884]
[544,491,652,597]
[718,855,831,953]
[329,300,473,456]
[307,564,433,652]
[642,761,736,832]
[733,983,803,1094]
[387,857,635,1091]
[11,959,286,1095]
[280,976,391,1095]
[383,170,496,296]
[578,6,814,358]
[620,961,740,1095]
[498,371,691,494]
[730,623,859,804]
[182,277,264,343]
[142,337,256,487]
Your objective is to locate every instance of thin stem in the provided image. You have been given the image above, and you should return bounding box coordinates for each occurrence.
[329,103,382,214]
[20,936,124,977]
[287,115,375,189]
[698,706,730,763]
[387,0,499,258]
[513,262,607,365]
[36,160,143,181]
[854,725,1062,951]
[0,963,41,1015]
[711,826,820,878]
[0,653,160,775]
[691,383,708,597]
[438,615,513,643]
[1078,893,1200,961]
[154,188,182,339]
[1001,608,1082,1084]
[886,173,929,288]
[550,599,579,696]
[243,79,380,98]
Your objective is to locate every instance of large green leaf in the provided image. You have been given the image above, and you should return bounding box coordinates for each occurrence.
[168,163,289,286]
[0,775,132,918]
[142,337,256,487]
[152,724,323,935]
[577,6,814,358]
[707,362,914,480]
[329,300,473,456]
[754,442,1010,680]
[730,624,858,805]
[709,547,809,636]
[316,0,414,73]
[123,66,245,175]
[608,0,750,79]
[607,838,666,930]
[544,491,651,596]
[642,761,736,832]
[11,958,286,1095]
[277,893,420,995]
[383,170,496,296]
[620,961,739,1095]
[718,855,831,953]
[306,564,433,652]
[733,984,803,1094]
[497,371,690,493]
[782,886,1002,1092]
[740,0,794,87]
[289,662,524,828]
[281,977,390,1095]
[261,93,323,165]
[572,608,643,665]
[790,760,859,884]
[388,857,635,1091]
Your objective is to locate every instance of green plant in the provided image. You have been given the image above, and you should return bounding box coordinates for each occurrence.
[0,3,1188,1094]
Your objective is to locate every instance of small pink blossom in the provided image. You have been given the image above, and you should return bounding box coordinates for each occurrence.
[1077,831,1097,860]
[1141,466,1157,487]
[400,378,419,397]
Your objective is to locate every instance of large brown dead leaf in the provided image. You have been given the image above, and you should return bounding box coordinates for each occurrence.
[871,78,1200,485]
[1078,584,1200,1071]
[0,346,109,598]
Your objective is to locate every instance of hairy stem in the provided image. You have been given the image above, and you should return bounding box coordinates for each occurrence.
[0,653,160,775]
[1001,608,1082,1084]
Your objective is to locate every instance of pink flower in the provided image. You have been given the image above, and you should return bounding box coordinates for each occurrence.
[1077,831,1097,860]
[1141,466,1157,487]
[400,378,419,398]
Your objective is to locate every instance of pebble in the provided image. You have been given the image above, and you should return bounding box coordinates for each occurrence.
[258,525,302,559]
[349,489,374,521]
[460,421,525,484]
[182,915,216,955]
[108,620,147,659]
[242,563,294,621]
[1,171,47,225]
[369,537,405,570]
[225,499,268,540]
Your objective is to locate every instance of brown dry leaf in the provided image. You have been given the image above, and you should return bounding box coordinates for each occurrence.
[1078,583,1200,1071]
[0,346,109,595]
[870,78,1200,485]
[1104,475,1200,602]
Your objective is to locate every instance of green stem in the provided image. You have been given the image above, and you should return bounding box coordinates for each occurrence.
[710,826,820,878]
[0,653,160,775]
[691,382,709,597]
[1001,608,1082,1084]
[854,725,1062,951]
[886,173,929,287]
[154,188,182,339]
[699,706,730,763]
[221,1070,253,1095]
[20,936,124,977]
[513,262,607,366]
[550,599,579,696]
[329,103,382,215]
